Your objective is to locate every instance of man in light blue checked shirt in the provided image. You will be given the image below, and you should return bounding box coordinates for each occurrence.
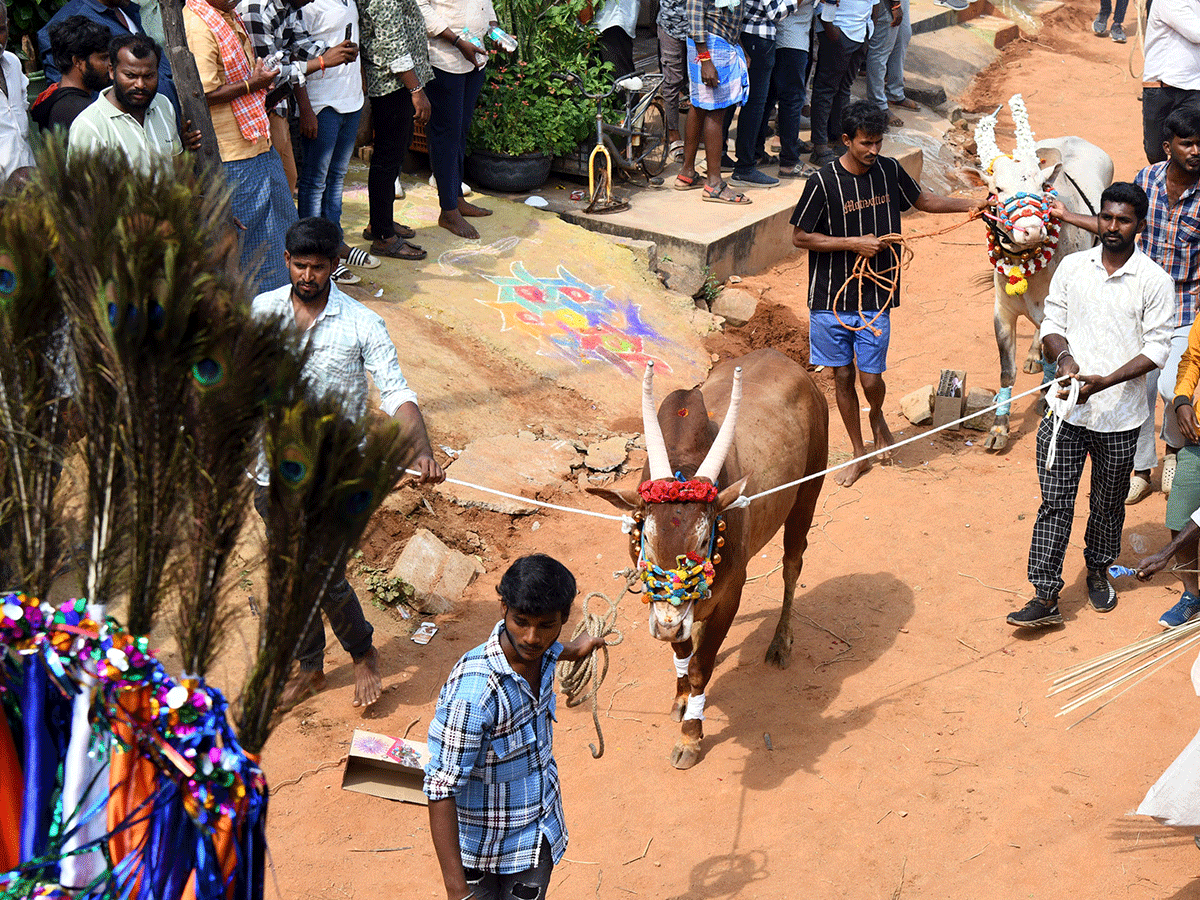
[426,555,604,900]
[252,216,444,710]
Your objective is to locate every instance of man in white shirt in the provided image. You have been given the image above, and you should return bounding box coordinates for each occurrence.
[0,4,36,187]
[1141,0,1200,164]
[69,34,201,170]
[1009,183,1175,628]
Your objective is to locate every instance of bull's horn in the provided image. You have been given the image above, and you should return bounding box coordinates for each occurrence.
[695,366,742,485]
[642,362,673,482]
[1010,93,1037,162]
[974,107,1002,173]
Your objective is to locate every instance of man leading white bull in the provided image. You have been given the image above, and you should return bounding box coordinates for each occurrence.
[1052,107,1200,506]
[1008,183,1175,629]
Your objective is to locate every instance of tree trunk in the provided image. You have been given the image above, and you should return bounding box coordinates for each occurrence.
[159,0,221,167]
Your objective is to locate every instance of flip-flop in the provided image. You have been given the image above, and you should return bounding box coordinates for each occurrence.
[344,247,381,268]
[702,180,752,204]
[362,222,416,241]
[332,264,361,284]
[371,236,427,260]
[674,171,704,191]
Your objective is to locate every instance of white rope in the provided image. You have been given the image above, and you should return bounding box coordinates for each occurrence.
[727,374,1073,509]
[405,374,1071,524]
[1042,377,1080,472]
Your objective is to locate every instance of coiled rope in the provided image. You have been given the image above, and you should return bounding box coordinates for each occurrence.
[555,570,634,759]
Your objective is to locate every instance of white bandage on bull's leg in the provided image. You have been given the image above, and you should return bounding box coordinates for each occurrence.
[673,653,693,679]
[684,692,706,721]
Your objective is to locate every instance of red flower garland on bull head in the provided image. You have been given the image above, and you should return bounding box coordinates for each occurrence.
[637,479,719,504]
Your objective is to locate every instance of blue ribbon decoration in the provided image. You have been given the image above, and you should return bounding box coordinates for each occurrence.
[994,386,1012,418]
[18,655,71,880]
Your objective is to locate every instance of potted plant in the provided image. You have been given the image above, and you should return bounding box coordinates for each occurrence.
[466,0,611,192]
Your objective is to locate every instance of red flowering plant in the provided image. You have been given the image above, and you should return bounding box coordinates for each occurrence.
[468,0,614,157]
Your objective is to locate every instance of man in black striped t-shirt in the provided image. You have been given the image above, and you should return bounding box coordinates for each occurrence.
[792,101,986,487]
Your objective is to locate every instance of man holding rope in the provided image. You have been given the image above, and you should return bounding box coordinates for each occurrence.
[790,100,986,487]
[1009,183,1175,628]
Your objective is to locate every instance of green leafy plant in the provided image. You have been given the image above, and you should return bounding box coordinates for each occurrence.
[469,0,613,157]
[358,563,416,610]
[6,0,65,49]
[700,267,723,303]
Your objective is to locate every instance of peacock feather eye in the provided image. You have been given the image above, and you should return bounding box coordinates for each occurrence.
[192,357,223,387]
[107,302,119,326]
[148,301,165,331]
[279,459,307,483]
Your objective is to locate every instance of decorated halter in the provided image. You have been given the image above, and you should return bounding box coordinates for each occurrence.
[984,187,1061,296]
[630,477,726,606]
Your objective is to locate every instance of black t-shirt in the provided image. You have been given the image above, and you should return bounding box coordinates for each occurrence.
[30,85,95,133]
[790,155,922,312]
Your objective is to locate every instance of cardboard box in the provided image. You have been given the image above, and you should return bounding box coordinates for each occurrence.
[341,729,430,805]
[932,370,967,430]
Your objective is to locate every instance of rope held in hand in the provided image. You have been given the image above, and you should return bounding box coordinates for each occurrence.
[556,572,632,759]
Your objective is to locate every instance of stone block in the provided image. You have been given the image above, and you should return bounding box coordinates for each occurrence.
[388,528,484,615]
[900,385,934,426]
[437,434,580,514]
[658,258,706,298]
[904,77,947,108]
[709,287,759,327]
[606,235,659,273]
[585,435,628,472]
[963,386,996,432]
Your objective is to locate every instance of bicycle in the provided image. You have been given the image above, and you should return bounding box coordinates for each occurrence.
[555,69,669,214]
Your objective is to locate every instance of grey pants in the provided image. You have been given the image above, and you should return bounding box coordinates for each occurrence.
[657,26,688,136]
[464,839,554,900]
[253,483,374,671]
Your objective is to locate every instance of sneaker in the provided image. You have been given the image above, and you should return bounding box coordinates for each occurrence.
[730,168,780,188]
[1086,569,1118,613]
[1092,14,1108,35]
[1125,473,1152,505]
[1163,451,1178,496]
[1159,591,1200,628]
[1110,22,1126,42]
[1007,597,1063,627]
[935,0,970,10]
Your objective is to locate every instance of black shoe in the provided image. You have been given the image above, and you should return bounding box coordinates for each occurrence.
[720,153,737,170]
[1086,569,1118,612]
[1007,597,1063,628]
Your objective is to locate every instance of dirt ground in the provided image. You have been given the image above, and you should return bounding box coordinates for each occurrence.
[246,4,1200,897]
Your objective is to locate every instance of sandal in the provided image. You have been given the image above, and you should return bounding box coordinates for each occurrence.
[667,139,685,162]
[674,171,704,191]
[344,247,381,269]
[702,180,752,204]
[362,222,417,241]
[332,264,361,285]
[371,235,427,260]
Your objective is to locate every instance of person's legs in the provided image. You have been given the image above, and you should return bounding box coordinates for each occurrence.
[885,0,911,103]
[865,4,898,113]
[658,27,686,142]
[261,152,299,293]
[495,839,554,900]
[599,25,635,78]
[1081,426,1139,574]
[425,67,466,214]
[809,27,848,150]
[1143,86,1171,164]
[319,107,363,225]
[270,111,298,194]
[1131,369,1159,490]
[1111,0,1128,24]
[225,153,297,296]
[703,108,730,189]
[775,47,808,167]
[297,106,341,220]
[830,38,867,142]
[1027,418,1090,601]
[732,34,776,177]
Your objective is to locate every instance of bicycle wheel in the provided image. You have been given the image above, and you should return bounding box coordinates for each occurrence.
[635,98,669,178]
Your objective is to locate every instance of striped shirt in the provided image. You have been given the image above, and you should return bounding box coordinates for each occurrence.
[1135,161,1200,328]
[741,0,798,39]
[791,155,922,312]
[251,282,419,484]
[67,90,180,172]
[424,621,568,874]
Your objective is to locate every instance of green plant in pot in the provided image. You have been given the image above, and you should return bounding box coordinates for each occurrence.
[466,0,612,192]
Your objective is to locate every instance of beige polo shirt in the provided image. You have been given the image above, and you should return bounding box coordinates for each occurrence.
[183,5,272,162]
[68,89,181,172]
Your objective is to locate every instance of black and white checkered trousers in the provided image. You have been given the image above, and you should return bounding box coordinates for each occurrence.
[1027,416,1139,601]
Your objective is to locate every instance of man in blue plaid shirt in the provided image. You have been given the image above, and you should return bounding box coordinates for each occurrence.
[425,555,604,900]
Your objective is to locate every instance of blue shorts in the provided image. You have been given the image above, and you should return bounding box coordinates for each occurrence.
[809,309,891,374]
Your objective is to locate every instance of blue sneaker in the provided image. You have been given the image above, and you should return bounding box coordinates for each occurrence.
[1159,591,1200,628]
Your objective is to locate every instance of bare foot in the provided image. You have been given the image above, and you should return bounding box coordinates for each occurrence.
[870,411,895,464]
[279,668,327,712]
[458,198,492,217]
[835,457,871,487]
[439,209,479,239]
[352,646,382,708]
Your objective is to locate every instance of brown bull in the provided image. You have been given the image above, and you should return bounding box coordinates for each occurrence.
[592,349,829,769]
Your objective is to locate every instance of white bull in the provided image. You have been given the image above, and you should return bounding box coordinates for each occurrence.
[975,95,1113,450]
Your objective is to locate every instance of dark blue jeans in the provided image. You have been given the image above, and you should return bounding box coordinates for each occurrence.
[298,105,364,225]
[368,87,415,240]
[425,66,487,212]
[774,46,809,167]
[810,26,866,147]
[1097,0,1128,24]
[733,32,776,174]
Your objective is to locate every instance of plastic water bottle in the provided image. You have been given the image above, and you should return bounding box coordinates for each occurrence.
[460,29,486,68]
[487,25,517,52]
